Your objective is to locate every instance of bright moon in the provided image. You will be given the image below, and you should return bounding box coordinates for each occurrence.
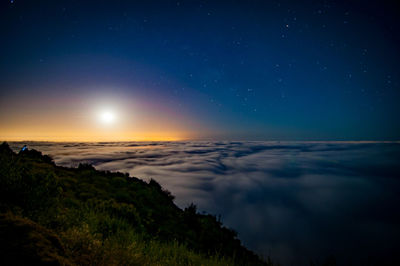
[99,110,116,125]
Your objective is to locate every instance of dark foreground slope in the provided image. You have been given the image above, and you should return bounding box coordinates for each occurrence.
[0,142,268,265]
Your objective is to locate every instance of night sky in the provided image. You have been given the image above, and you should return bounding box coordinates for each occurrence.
[1,0,399,141]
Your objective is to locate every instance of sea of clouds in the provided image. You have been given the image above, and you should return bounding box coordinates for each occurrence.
[9,141,400,265]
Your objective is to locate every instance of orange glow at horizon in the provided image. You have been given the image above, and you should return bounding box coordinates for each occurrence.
[0,116,193,141]
[0,131,188,142]
[0,93,202,142]
[0,121,192,142]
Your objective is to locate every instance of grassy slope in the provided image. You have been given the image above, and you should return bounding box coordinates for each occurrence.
[0,142,269,265]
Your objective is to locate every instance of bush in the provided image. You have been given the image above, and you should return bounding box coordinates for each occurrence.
[0,213,70,265]
[0,145,61,223]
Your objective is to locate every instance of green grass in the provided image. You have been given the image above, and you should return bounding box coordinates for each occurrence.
[61,223,236,266]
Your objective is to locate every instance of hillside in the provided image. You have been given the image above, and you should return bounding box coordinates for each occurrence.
[0,142,269,265]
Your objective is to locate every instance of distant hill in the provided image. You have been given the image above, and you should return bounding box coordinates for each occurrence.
[0,142,269,265]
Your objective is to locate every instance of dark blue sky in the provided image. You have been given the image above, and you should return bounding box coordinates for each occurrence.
[1,0,399,140]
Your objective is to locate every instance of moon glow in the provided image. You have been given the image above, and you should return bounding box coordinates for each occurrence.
[98,110,116,125]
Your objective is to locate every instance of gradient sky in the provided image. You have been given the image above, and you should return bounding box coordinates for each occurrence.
[1,0,399,141]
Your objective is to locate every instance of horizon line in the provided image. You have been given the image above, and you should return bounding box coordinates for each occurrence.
[2,139,400,144]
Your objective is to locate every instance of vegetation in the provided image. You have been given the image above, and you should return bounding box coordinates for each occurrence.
[0,142,268,265]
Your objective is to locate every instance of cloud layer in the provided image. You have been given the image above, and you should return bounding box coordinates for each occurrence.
[10,141,400,265]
